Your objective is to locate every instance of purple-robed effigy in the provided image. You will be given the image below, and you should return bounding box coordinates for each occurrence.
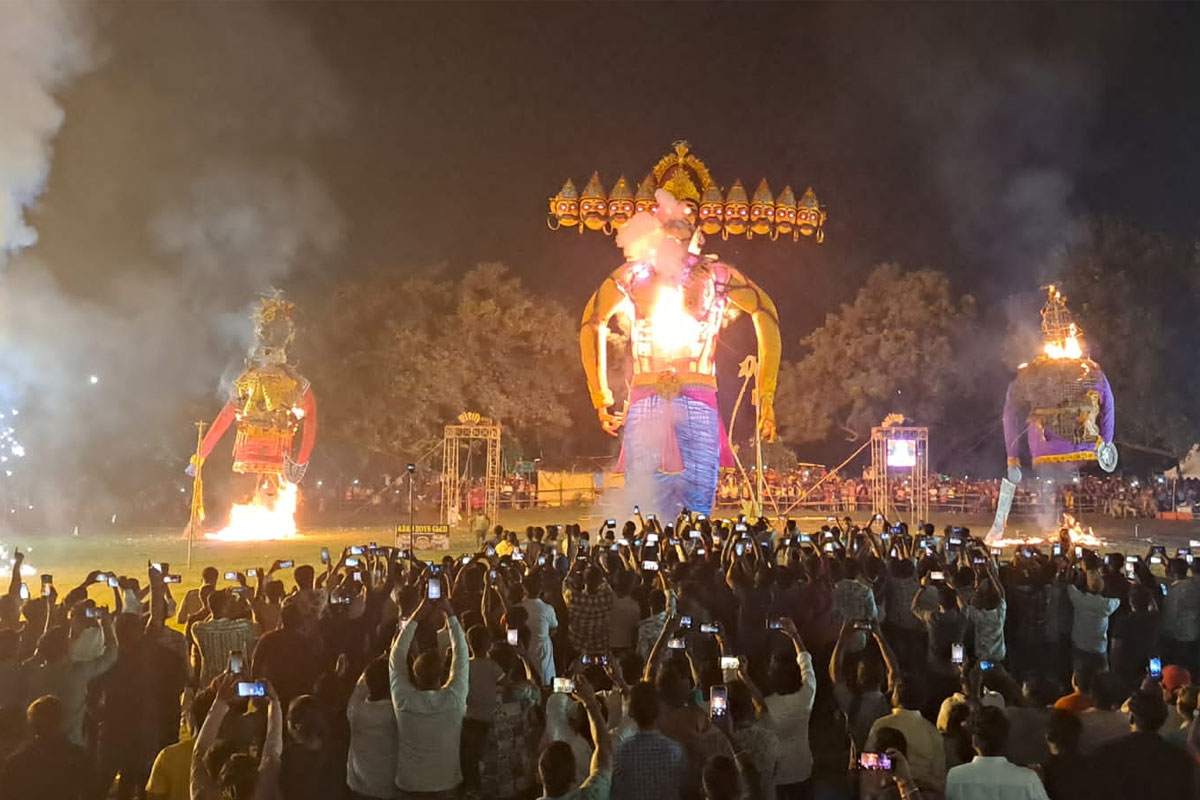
[1002,356,1116,469]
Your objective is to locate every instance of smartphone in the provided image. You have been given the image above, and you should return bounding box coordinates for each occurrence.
[94,573,109,584]
[605,518,617,528]
[679,615,693,630]
[19,583,29,600]
[689,529,702,539]
[513,552,525,561]
[237,681,267,698]
[1149,657,1163,678]
[507,629,519,646]
[278,560,294,569]
[874,514,884,522]
[822,543,835,553]
[345,557,361,568]
[553,677,576,694]
[40,574,52,586]
[1125,555,1137,564]
[767,619,784,631]
[852,620,874,631]
[697,514,707,521]
[720,656,740,670]
[951,643,965,665]
[991,548,1003,557]
[799,534,811,543]
[229,650,245,674]
[427,578,442,600]
[972,557,986,565]
[1052,543,1063,556]
[979,660,995,671]
[108,576,120,588]
[164,574,182,584]
[330,594,352,606]
[667,637,687,650]
[85,605,102,619]
[486,545,496,557]
[224,571,237,581]
[642,560,659,571]
[633,505,640,515]
[320,547,330,565]
[149,562,165,573]
[930,570,945,582]
[699,623,719,635]
[1075,546,1083,559]
[352,571,363,582]
[710,685,728,718]
[647,533,660,544]
[948,536,963,547]
[246,568,258,578]
[859,752,893,771]
[646,514,656,522]
[580,654,609,666]
[349,546,365,556]
[1150,555,1164,565]
[489,569,499,582]
[735,543,746,557]
[461,556,473,566]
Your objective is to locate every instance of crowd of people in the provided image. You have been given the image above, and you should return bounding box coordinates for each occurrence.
[1,511,1200,799]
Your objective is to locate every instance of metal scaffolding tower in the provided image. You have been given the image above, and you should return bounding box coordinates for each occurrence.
[441,412,502,527]
[869,424,929,526]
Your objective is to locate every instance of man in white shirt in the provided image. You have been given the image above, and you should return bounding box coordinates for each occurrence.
[946,706,1048,800]
[389,594,469,799]
[347,657,397,799]
[538,676,612,800]
[866,679,945,794]
[519,574,558,684]
[1066,574,1120,673]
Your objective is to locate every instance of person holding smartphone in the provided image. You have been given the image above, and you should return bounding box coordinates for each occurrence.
[517,573,559,685]
[190,674,283,800]
[389,590,469,796]
[761,617,818,798]
[538,676,613,800]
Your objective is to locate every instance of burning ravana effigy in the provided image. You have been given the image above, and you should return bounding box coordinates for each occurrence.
[579,190,780,516]
[190,292,317,540]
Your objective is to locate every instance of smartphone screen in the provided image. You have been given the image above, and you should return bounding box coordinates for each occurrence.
[224,571,237,581]
[278,560,294,569]
[107,577,119,588]
[19,583,29,600]
[229,651,245,674]
[980,660,994,671]
[237,681,266,698]
[710,685,728,718]
[720,656,739,670]
[427,578,442,600]
[642,560,659,571]
[507,629,519,646]
[667,637,686,650]
[350,546,365,556]
[930,570,945,582]
[859,752,893,771]
[1149,657,1163,678]
[700,623,719,634]
[345,557,361,568]
[951,643,964,664]
[552,677,575,694]
[320,547,330,564]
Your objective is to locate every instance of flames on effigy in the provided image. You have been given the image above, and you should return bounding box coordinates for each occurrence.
[987,511,1105,550]
[205,481,299,542]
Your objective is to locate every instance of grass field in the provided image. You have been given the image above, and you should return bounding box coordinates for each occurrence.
[6,507,1200,600]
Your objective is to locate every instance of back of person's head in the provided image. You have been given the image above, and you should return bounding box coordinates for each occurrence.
[702,754,743,800]
[843,560,861,581]
[656,665,692,707]
[201,566,219,585]
[584,566,604,592]
[1091,671,1125,711]
[218,752,259,800]
[727,680,755,726]
[937,583,958,611]
[364,657,389,701]
[467,624,493,658]
[522,573,541,598]
[874,726,908,756]
[1071,667,1096,694]
[1177,686,1200,719]
[1129,583,1154,613]
[766,654,802,696]
[26,695,63,739]
[648,589,667,615]
[279,602,306,631]
[977,580,999,609]
[265,580,286,603]
[538,740,577,798]
[1168,558,1189,580]
[188,688,217,737]
[294,565,315,591]
[893,679,923,711]
[1046,708,1082,754]
[855,657,884,693]
[1128,688,1169,733]
[287,695,326,744]
[412,650,444,691]
[969,706,1010,756]
[114,612,144,648]
[0,628,18,663]
[208,588,231,618]
[37,625,69,664]
[629,681,661,729]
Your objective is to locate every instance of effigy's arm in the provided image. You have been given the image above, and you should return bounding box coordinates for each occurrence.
[725,268,781,440]
[295,387,318,466]
[1097,373,1115,443]
[1001,380,1023,466]
[199,402,237,461]
[580,271,628,434]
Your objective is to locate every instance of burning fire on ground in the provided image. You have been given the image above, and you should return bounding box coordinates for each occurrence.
[205,481,299,541]
[988,511,1105,550]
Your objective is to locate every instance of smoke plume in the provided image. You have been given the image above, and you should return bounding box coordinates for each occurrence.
[0,0,91,259]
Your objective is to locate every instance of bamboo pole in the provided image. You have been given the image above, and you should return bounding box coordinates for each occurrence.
[187,421,206,569]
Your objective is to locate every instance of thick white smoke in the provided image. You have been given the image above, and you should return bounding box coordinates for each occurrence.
[0,0,91,259]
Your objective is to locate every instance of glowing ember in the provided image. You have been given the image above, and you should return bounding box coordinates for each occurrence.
[650,286,702,355]
[1043,323,1083,360]
[206,481,299,541]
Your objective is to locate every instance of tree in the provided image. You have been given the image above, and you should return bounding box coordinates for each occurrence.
[1056,219,1200,456]
[301,263,582,464]
[775,263,976,443]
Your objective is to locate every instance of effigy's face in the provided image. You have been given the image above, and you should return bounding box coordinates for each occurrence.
[551,196,579,227]
[580,196,606,231]
[635,197,657,214]
[724,202,749,235]
[797,207,819,237]
[775,204,796,235]
[749,202,775,235]
[698,201,724,235]
[608,199,634,229]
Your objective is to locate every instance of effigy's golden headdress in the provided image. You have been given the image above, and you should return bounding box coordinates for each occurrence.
[547,140,825,244]
[251,290,296,365]
[1039,284,1085,360]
